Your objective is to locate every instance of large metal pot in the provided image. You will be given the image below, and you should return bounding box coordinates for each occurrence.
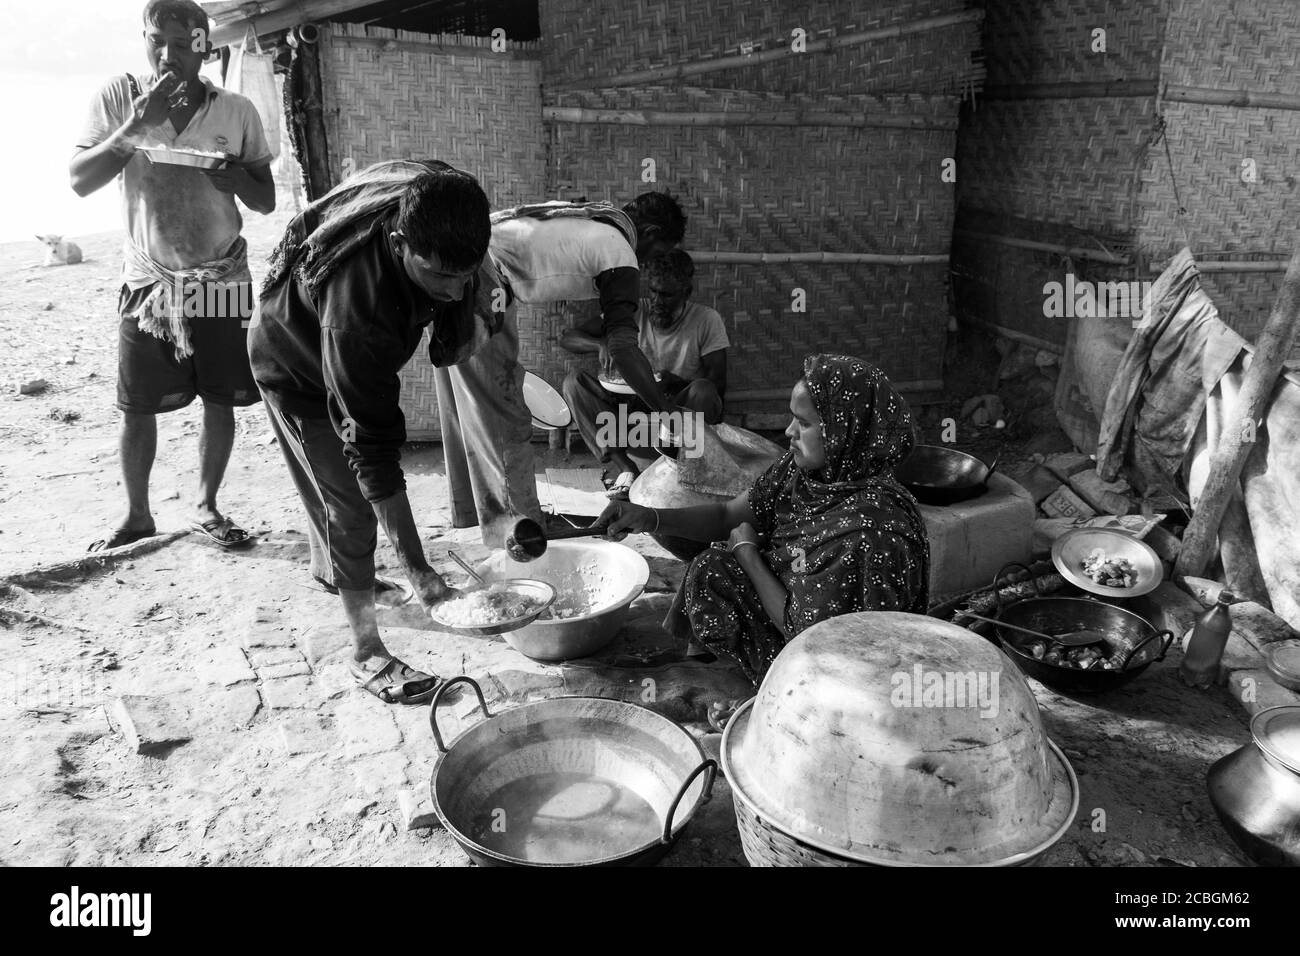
[428,677,716,867]
[895,445,997,506]
[721,612,1078,866]
[475,541,649,661]
[1207,704,1300,866]
[985,563,1174,694]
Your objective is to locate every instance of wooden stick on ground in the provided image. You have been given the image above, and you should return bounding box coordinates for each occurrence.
[1176,244,1300,580]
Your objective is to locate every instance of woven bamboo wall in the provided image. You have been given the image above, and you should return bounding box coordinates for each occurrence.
[540,0,983,96]
[544,86,958,393]
[534,0,975,410]
[1137,0,1300,345]
[318,22,546,437]
[980,0,1166,86]
[953,0,1300,354]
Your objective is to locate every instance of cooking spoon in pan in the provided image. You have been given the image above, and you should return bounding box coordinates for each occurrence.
[958,611,1106,648]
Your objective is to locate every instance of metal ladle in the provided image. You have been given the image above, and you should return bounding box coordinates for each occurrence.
[959,611,1106,648]
[504,516,609,563]
[447,549,486,587]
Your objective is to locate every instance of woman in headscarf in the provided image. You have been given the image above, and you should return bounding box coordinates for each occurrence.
[599,354,929,692]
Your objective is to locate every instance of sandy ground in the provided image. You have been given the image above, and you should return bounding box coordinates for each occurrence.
[0,209,1256,868]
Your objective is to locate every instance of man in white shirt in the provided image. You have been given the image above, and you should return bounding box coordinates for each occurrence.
[561,249,728,497]
[435,193,686,546]
[70,0,275,551]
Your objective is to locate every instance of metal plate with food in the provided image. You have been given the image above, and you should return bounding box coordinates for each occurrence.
[428,579,556,636]
[137,146,229,169]
[598,371,661,395]
[1051,527,1163,598]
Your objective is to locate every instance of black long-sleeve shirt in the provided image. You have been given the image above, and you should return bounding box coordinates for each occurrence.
[249,222,498,503]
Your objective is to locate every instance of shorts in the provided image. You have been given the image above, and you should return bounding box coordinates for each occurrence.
[116,283,261,414]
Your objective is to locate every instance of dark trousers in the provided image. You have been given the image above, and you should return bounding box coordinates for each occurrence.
[561,370,724,465]
[261,394,377,591]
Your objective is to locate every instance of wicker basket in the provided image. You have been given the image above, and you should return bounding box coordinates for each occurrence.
[732,792,868,867]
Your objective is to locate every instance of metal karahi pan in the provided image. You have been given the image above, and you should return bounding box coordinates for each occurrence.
[895,445,999,506]
[972,563,1174,694]
[428,677,717,867]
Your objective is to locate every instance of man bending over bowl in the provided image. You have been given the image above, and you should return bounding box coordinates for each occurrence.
[598,355,930,714]
[248,161,509,705]
[561,248,728,499]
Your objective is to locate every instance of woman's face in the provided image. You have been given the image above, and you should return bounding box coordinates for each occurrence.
[785,380,825,471]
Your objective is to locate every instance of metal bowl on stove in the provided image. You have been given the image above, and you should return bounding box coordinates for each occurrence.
[895,445,998,506]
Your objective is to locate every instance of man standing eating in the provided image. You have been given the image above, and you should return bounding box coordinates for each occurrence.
[70,0,275,551]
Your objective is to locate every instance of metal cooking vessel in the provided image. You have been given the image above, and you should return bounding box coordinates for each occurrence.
[986,563,1173,694]
[895,445,997,506]
[428,677,716,867]
[722,612,1078,866]
[475,541,649,661]
[1207,704,1300,866]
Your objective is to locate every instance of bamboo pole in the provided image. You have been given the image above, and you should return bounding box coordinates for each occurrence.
[542,106,955,131]
[556,10,984,91]
[687,251,948,265]
[978,81,1300,113]
[1148,259,1290,274]
[1176,243,1300,580]
[981,80,1159,100]
[1165,84,1300,112]
[209,0,373,48]
[330,34,541,59]
[953,229,1129,264]
[957,318,1065,356]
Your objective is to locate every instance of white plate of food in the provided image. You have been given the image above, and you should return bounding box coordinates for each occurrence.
[1051,528,1163,598]
[598,371,661,395]
[137,146,228,169]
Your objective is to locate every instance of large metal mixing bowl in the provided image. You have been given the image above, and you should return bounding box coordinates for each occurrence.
[476,540,649,661]
[721,611,1078,866]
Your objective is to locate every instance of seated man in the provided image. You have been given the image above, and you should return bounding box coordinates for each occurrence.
[561,249,728,497]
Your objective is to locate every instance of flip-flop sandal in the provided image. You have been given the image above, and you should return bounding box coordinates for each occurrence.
[190,517,254,548]
[87,526,157,553]
[350,657,442,705]
[707,698,745,734]
[605,471,635,500]
[311,575,413,607]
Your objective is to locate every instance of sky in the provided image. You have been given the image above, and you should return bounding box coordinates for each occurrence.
[0,1,218,244]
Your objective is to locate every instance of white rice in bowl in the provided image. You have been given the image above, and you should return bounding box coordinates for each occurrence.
[434,586,548,627]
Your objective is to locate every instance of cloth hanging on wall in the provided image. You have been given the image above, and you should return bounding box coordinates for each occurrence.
[226,30,281,160]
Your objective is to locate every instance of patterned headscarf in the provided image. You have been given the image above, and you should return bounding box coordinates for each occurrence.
[785,356,920,509]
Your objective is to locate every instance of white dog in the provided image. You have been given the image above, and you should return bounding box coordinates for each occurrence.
[36,235,83,266]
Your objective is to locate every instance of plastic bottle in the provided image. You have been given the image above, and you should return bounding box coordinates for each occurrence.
[1180,590,1235,688]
